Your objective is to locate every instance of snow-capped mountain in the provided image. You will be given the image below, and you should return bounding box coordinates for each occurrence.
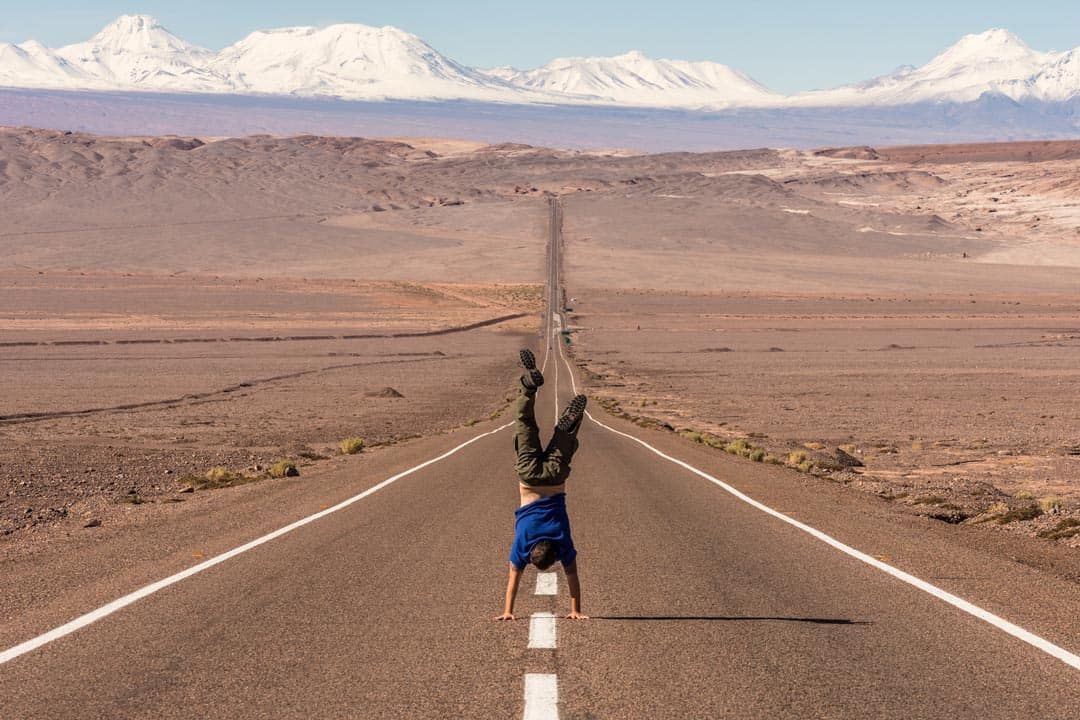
[1,16,1079,109]
[55,15,224,92]
[487,50,779,108]
[0,39,99,89]
[1028,48,1080,102]
[209,24,528,101]
[790,29,1069,106]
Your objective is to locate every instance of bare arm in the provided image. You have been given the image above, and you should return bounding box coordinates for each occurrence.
[564,563,588,619]
[493,564,523,621]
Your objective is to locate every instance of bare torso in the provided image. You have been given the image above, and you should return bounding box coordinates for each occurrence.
[519,482,566,507]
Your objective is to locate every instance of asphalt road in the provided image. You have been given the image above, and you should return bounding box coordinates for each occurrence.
[2,199,1080,718]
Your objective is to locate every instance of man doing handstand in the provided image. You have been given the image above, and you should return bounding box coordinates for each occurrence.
[493,348,588,621]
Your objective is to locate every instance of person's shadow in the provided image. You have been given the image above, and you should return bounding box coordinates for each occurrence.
[591,616,870,625]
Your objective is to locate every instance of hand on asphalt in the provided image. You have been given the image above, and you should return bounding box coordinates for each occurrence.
[492,613,516,621]
[565,611,590,620]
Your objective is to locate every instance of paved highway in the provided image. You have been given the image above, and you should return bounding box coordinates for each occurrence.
[2,198,1080,718]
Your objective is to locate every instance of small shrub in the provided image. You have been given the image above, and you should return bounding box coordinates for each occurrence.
[763,454,783,465]
[995,505,1043,524]
[465,418,479,426]
[678,430,702,443]
[985,501,1009,516]
[787,450,806,466]
[803,442,825,450]
[204,466,231,483]
[749,449,766,462]
[269,460,298,478]
[1014,490,1034,500]
[725,439,750,455]
[340,437,366,455]
[839,444,857,454]
[702,435,726,449]
[797,460,814,473]
[1040,496,1061,513]
[1037,518,1080,540]
[199,467,246,489]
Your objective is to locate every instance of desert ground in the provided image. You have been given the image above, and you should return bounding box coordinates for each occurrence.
[2,127,1078,552]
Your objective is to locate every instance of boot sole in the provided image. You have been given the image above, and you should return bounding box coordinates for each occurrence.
[557,395,588,431]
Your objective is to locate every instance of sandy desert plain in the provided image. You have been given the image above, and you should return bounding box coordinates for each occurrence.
[1,127,1079,566]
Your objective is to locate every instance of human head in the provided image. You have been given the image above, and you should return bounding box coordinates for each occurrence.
[529,540,558,570]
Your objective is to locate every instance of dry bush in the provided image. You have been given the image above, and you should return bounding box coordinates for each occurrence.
[197,467,248,489]
[1040,496,1061,513]
[340,437,366,455]
[1037,518,1080,540]
[996,505,1043,524]
[269,460,298,478]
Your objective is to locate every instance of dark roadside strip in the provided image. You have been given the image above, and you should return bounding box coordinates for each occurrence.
[0,355,446,426]
[0,312,527,350]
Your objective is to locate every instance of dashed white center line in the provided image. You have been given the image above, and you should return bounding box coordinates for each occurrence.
[528,612,557,649]
[523,673,559,720]
[535,572,558,596]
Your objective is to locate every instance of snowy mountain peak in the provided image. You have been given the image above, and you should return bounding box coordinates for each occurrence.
[55,15,220,91]
[211,22,526,101]
[925,27,1055,77]
[96,14,165,34]
[79,14,211,56]
[790,27,1070,106]
[498,50,778,108]
[941,28,1037,60]
[17,39,49,53]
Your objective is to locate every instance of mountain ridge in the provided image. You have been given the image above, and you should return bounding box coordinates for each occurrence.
[1,16,1079,110]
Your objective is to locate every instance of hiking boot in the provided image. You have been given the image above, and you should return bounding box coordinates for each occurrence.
[556,394,587,433]
[519,348,544,390]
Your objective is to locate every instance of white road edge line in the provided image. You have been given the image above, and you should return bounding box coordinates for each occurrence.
[540,312,551,374]
[523,673,559,720]
[0,421,515,667]
[552,316,562,423]
[554,318,1080,672]
[535,572,558,596]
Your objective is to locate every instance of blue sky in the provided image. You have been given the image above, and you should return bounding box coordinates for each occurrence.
[2,1,1078,93]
